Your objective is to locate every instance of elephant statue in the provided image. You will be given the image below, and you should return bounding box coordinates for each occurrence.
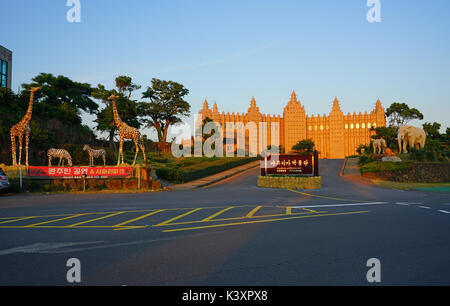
[373,138,387,154]
[397,125,426,153]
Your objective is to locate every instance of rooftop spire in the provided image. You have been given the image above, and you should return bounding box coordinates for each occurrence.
[250,96,256,107]
[203,98,209,109]
[375,98,383,110]
[213,101,218,113]
[290,90,297,103]
[331,96,342,113]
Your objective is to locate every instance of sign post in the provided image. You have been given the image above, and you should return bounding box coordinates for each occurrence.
[313,150,319,177]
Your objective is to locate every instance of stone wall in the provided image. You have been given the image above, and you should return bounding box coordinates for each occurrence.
[362,163,450,183]
[257,176,322,189]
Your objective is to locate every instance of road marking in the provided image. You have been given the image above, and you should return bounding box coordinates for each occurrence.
[0,242,104,256]
[162,211,370,233]
[286,207,292,215]
[202,207,234,222]
[0,216,37,225]
[246,206,262,218]
[287,189,371,202]
[396,202,422,205]
[113,210,164,227]
[67,212,125,227]
[438,210,450,214]
[153,210,327,227]
[419,206,431,209]
[154,208,202,227]
[291,202,388,209]
[395,202,410,206]
[25,214,86,227]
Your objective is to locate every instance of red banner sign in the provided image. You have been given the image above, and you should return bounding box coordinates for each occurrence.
[28,166,133,179]
[261,154,314,176]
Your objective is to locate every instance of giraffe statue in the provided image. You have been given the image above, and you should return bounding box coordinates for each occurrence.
[10,86,42,166]
[107,95,146,166]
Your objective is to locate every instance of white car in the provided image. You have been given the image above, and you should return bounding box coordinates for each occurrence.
[0,168,10,192]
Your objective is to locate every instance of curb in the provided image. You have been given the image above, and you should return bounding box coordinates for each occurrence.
[340,158,348,177]
[167,161,260,191]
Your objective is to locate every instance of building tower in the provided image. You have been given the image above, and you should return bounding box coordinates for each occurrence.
[329,97,345,159]
[283,90,306,152]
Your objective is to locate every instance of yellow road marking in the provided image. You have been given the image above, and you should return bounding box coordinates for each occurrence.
[154,208,202,227]
[287,188,370,203]
[25,214,86,227]
[163,211,370,233]
[0,205,281,224]
[0,216,37,225]
[202,207,234,222]
[67,212,125,227]
[0,225,148,229]
[246,206,262,218]
[113,210,164,227]
[158,210,328,227]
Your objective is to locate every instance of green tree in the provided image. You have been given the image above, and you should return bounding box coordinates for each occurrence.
[386,102,423,127]
[1,74,100,165]
[139,78,190,143]
[422,122,441,140]
[21,73,98,124]
[370,126,398,149]
[92,76,141,148]
[292,139,315,154]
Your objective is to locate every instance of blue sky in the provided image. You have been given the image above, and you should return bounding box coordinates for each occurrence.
[1,0,449,140]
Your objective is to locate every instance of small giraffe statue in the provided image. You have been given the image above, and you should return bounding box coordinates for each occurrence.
[107,95,146,166]
[10,86,42,166]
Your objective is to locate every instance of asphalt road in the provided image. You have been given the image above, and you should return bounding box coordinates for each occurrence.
[0,159,449,285]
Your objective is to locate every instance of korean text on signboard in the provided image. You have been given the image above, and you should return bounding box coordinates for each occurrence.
[261,154,314,176]
[28,167,133,179]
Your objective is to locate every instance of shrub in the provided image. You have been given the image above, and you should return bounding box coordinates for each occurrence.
[360,161,410,174]
[358,154,377,166]
[292,139,315,154]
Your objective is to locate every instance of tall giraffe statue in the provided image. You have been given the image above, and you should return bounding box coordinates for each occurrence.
[10,86,42,166]
[107,94,146,166]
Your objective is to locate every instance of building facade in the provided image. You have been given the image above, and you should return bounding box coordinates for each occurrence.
[0,45,12,89]
[195,91,386,159]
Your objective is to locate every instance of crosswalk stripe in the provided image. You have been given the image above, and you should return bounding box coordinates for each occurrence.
[154,208,202,227]
[246,206,262,218]
[113,210,164,227]
[25,214,86,227]
[67,212,124,227]
[0,216,37,225]
[202,207,234,222]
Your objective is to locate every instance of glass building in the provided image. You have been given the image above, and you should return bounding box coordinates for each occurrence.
[0,45,12,89]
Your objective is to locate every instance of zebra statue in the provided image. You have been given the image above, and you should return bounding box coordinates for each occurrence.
[83,145,106,166]
[48,148,73,167]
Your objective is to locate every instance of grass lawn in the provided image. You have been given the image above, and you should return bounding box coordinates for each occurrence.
[371,179,450,192]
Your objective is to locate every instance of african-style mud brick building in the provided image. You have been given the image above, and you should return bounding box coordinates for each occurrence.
[195,91,386,159]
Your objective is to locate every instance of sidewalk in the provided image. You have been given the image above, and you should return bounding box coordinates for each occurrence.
[166,160,260,191]
[341,158,361,176]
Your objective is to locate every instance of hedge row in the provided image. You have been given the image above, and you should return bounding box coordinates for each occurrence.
[156,157,257,183]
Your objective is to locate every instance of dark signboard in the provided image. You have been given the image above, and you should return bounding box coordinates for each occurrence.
[260,154,315,176]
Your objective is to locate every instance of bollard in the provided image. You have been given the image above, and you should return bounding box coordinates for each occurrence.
[82,173,87,192]
[313,150,319,177]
